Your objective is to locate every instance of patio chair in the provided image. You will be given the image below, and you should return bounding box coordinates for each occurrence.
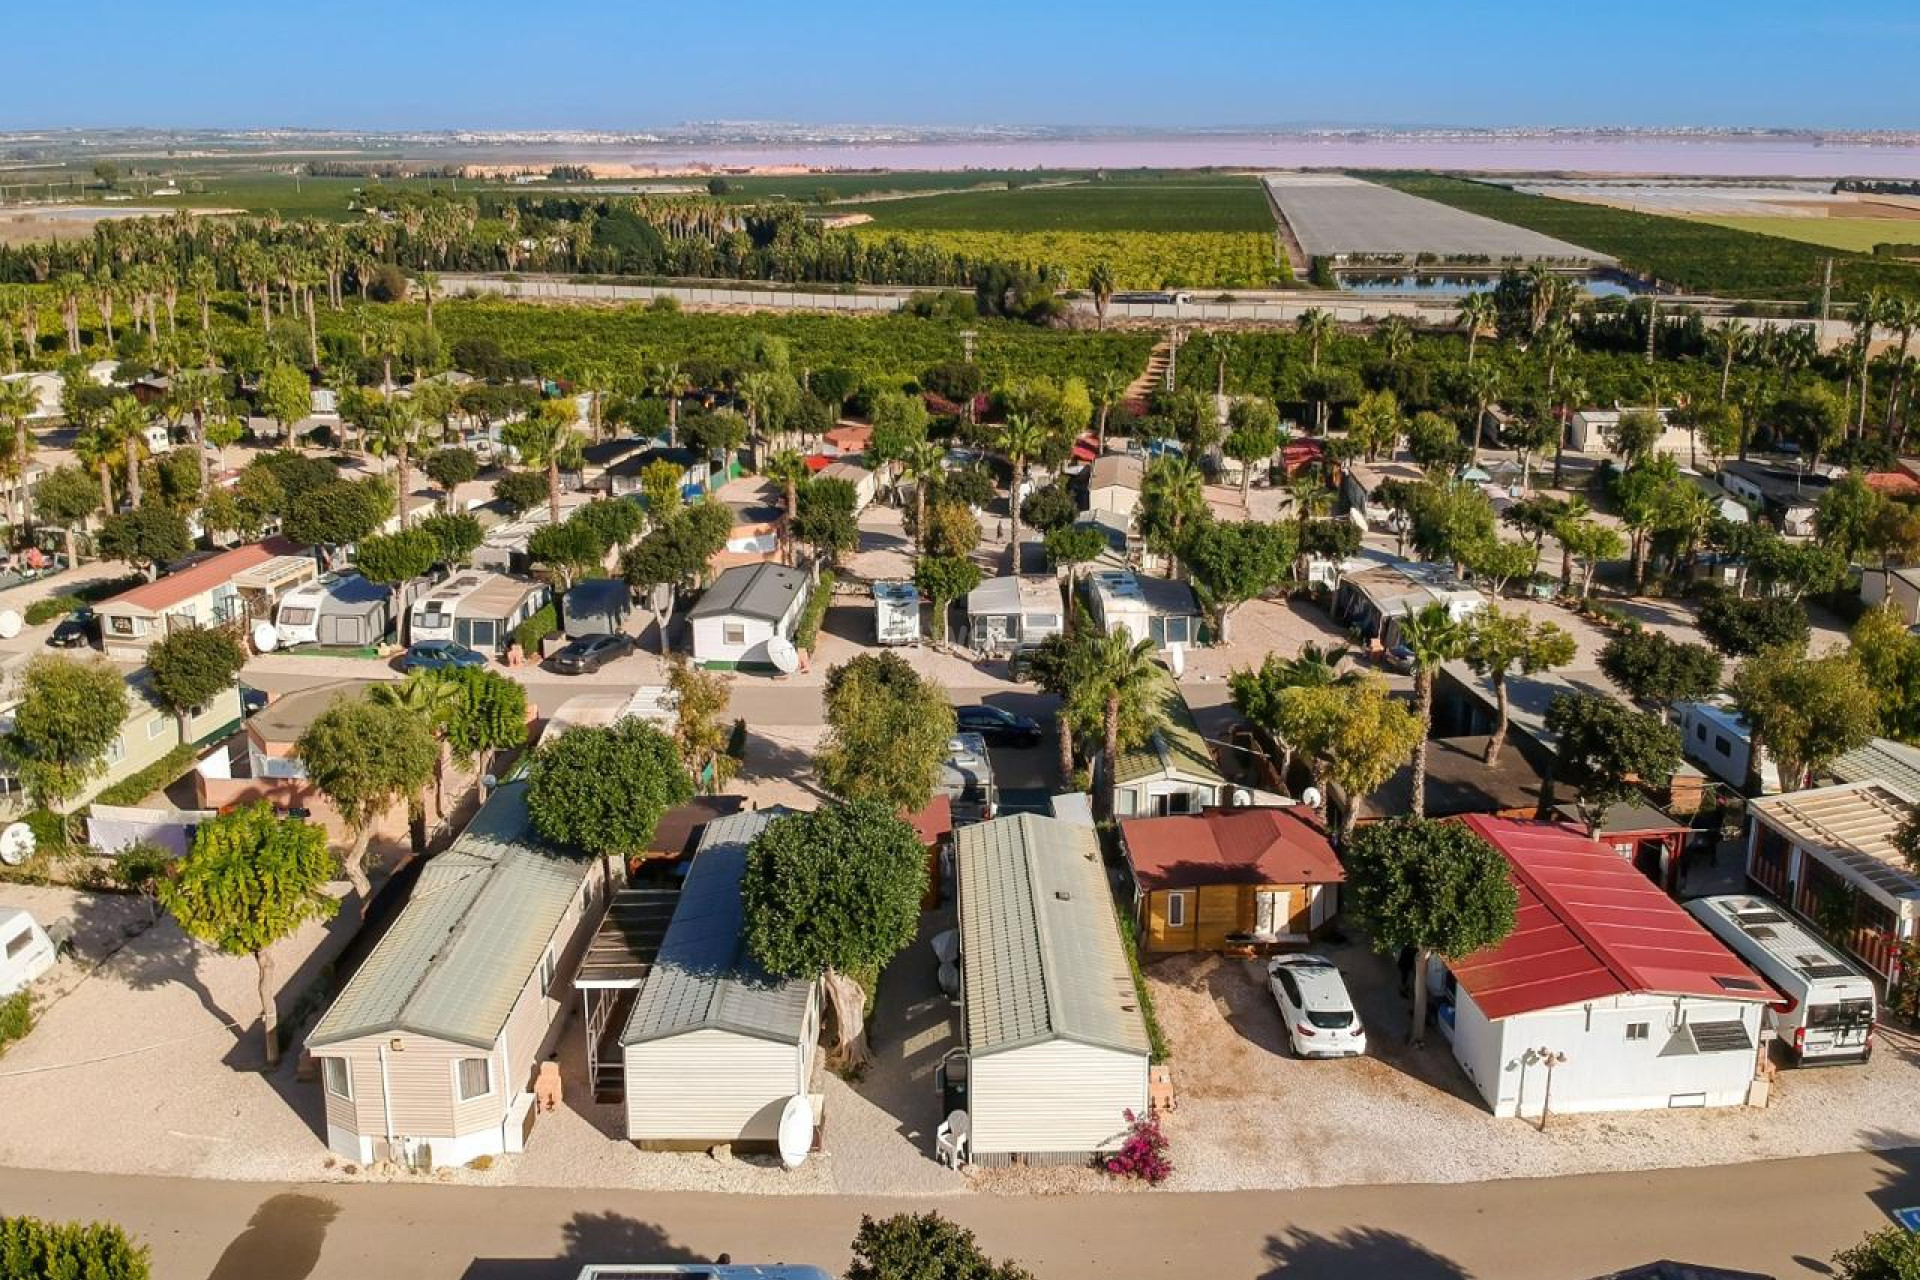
[934,1109,969,1168]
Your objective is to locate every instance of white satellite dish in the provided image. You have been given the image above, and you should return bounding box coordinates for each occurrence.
[766,634,800,675]
[1301,786,1325,810]
[252,621,280,652]
[1230,787,1254,809]
[0,822,37,867]
[1167,642,1186,678]
[0,610,21,640]
[776,1093,813,1170]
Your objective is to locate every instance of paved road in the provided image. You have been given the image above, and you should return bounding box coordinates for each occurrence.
[2,1150,1913,1280]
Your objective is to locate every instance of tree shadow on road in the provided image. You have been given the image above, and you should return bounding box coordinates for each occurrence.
[463,1211,706,1280]
[1260,1226,1472,1280]
[207,1192,341,1280]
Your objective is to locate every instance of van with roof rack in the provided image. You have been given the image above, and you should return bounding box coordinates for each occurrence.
[1684,895,1877,1065]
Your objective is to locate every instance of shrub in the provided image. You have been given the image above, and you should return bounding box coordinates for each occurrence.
[0,1215,149,1279]
[1102,1109,1173,1185]
[0,990,33,1053]
[24,595,84,625]
[20,808,74,856]
[514,602,558,657]
[1117,907,1170,1064]
[92,744,201,808]
[795,570,834,652]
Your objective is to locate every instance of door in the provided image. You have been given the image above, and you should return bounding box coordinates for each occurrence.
[1254,890,1292,939]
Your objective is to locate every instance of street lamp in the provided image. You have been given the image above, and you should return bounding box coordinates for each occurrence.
[1528,1046,1569,1132]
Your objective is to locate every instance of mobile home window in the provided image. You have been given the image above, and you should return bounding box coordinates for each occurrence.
[1164,616,1192,646]
[539,948,557,997]
[4,929,27,960]
[1714,736,1732,756]
[106,737,125,764]
[1165,892,1188,929]
[147,716,169,740]
[321,1057,352,1101]
[1625,1023,1649,1041]
[455,1057,492,1101]
[723,623,747,647]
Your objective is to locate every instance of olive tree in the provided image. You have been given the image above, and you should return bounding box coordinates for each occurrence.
[296,695,437,911]
[525,717,692,861]
[1,655,129,812]
[146,625,247,739]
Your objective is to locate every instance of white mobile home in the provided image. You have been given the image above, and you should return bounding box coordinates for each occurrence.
[818,461,879,512]
[965,575,1063,655]
[1674,699,1780,795]
[1443,816,1774,1119]
[95,540,316,659]
[273,573,390,649]
[1084,570,1203,654]
[1861,567,1920,627]
[688,563,810,670]
[1568,408,1689,460]
[1086,455,1145,528]
[953,814,1150,1166]
[408,572,551,656]
[872,580,921,646]
[307,781,616,1167]
[621,808,821,1150]
[1107,673,1227,819]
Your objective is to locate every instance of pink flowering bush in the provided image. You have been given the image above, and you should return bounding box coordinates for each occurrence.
[1101,1109,1172,1185]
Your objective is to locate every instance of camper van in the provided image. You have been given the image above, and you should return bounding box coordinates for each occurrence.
[872,581,920,646]
[0,907,55,997]
[1685,895,1877,1065]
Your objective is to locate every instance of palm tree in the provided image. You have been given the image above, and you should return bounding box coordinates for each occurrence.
[1091,369,1126,455]
[1140,455,1206,571]
[737,370,778,454]
[417,271,440,331]
[1398,602,1468,820]
[371,395,424,530]
[1457,292,1496,367]
[763,450,810,565]
[1213,332,1236,399]
[996,412,1047,553]
[1296,308,1335,371]
[1462,362,1501,468]
[650,361,693,446]
[1082,628,1164,820]
[1376,316,1414,383]
[1229,644,1359,783]
[900,441,945,552]
[368,672,461,822]
[103,396,150,510]
[1088,262,1115,331]
[0,379,37,526]
[1851,292,1888,438]
[1707,318,1750,404]
[1551,372,1588,488]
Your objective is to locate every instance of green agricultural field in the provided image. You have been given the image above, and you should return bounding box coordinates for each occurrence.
[856,175,1274,233]
[1368,171,1920,304]
[1693,215,1920,255]
[713,170,1084,203]
[328,299,1157,387]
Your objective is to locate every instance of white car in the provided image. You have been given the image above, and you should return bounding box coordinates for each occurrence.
[1267,955,1367,1059]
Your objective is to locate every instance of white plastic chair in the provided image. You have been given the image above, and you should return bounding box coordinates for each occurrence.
[934,1109,970,1168]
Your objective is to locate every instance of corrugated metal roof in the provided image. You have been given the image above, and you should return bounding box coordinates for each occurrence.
[102,538,300,614]
[1113,673,1225,787]
[687,563,808,623]
[308,782,595,1049]
[1749,782,1920,901]
[620,808,814,1046]
[1826,738,1920,804]
[1450,816,1774,1021]
[955,814,1150,1058]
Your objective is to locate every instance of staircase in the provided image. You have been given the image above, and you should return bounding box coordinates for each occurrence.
[1125,341,1174,411]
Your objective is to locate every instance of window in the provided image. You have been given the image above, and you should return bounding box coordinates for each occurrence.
[1695,724,1707,743]
[455,1057,492,1101]
[147,716,169,740]
[279,608,315,627]
[1625,1022,1650,1041]
[1165,892,1188,929]
[723,622,747,647]
[321,1057,352,1100]
[4,929,28,960]
[539,948,557,997]
[106,737,126,764]
[108,615,135,637]
[1164,616,1192,646]
[1714,736,1732,756]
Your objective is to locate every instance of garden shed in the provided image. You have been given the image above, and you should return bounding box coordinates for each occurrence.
[620,808,822,1151]
[953,813,1150,1166]
[562,579,633,639]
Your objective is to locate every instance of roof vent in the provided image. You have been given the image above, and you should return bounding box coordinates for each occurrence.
[1053,890,1072,901]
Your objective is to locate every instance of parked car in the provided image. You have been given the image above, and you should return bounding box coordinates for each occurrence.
[1006,644,1044,683]
[240,686,269,717]
[1381,644,1416,674]
[46,608,96,649]
[954,704,1044,747]
[1267,956,1367,1059]
[548,632,636,675]
[400,639,488,672]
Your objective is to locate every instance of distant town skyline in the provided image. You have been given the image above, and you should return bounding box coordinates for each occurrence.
[7,1,1920,133]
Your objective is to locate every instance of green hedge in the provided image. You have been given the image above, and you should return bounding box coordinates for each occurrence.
[23,595,83,625]
[92,743,199,809]
[514,602,558,657]
[0,991,32,1056]
[795,570,834,652]
[1117,905,1170,1065]
[0,1215,150,1279]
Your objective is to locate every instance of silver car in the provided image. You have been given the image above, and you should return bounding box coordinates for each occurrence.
[1268,955,1368,1059]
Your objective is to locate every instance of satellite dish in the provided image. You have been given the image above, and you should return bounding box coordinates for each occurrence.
[930,929,959,966]
[252,621,279,652]
[0,610,20,640]
[766,634,800,675]
[0,822,36,867]
[1230,787,1254,808]
[777,1094,813,1170]
[1166,642,1186,678]
[1301,786,1325,810]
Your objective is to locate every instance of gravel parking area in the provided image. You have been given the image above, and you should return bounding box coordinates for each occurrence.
[1132,944,1920,1193]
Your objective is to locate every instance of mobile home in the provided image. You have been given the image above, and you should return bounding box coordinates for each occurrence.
[408,572,551,657]
[1106,673,1227,819]
[952,814,1150,1166]
[1685,895,1876,1064]
[687,563,810,670]
[1119,806,1343,953]
[1083,570,1203,654]
[273,573,391,648]
[307,781,617,1166]
[96,540,316,658]
[872,580,921,646]
[621,808,821,1151]
[965,576,1063,655]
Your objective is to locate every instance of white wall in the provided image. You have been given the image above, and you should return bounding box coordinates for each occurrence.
[690,614,778,666]
[1449,988,1763,1118]
[624,1027,810,1144]
[969,1038,1147,1158]
[1112,775,1221,819]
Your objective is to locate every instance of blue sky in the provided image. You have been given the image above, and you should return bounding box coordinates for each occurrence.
[7,1,1919,131]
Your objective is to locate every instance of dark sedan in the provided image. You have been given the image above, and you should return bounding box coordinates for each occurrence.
[46,608,96,649]
[548,632,636,675]
[954,704,1044,747]
[400,640,489,672]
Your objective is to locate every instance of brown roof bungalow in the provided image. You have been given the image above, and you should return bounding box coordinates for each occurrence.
[1120,806,1344,953]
